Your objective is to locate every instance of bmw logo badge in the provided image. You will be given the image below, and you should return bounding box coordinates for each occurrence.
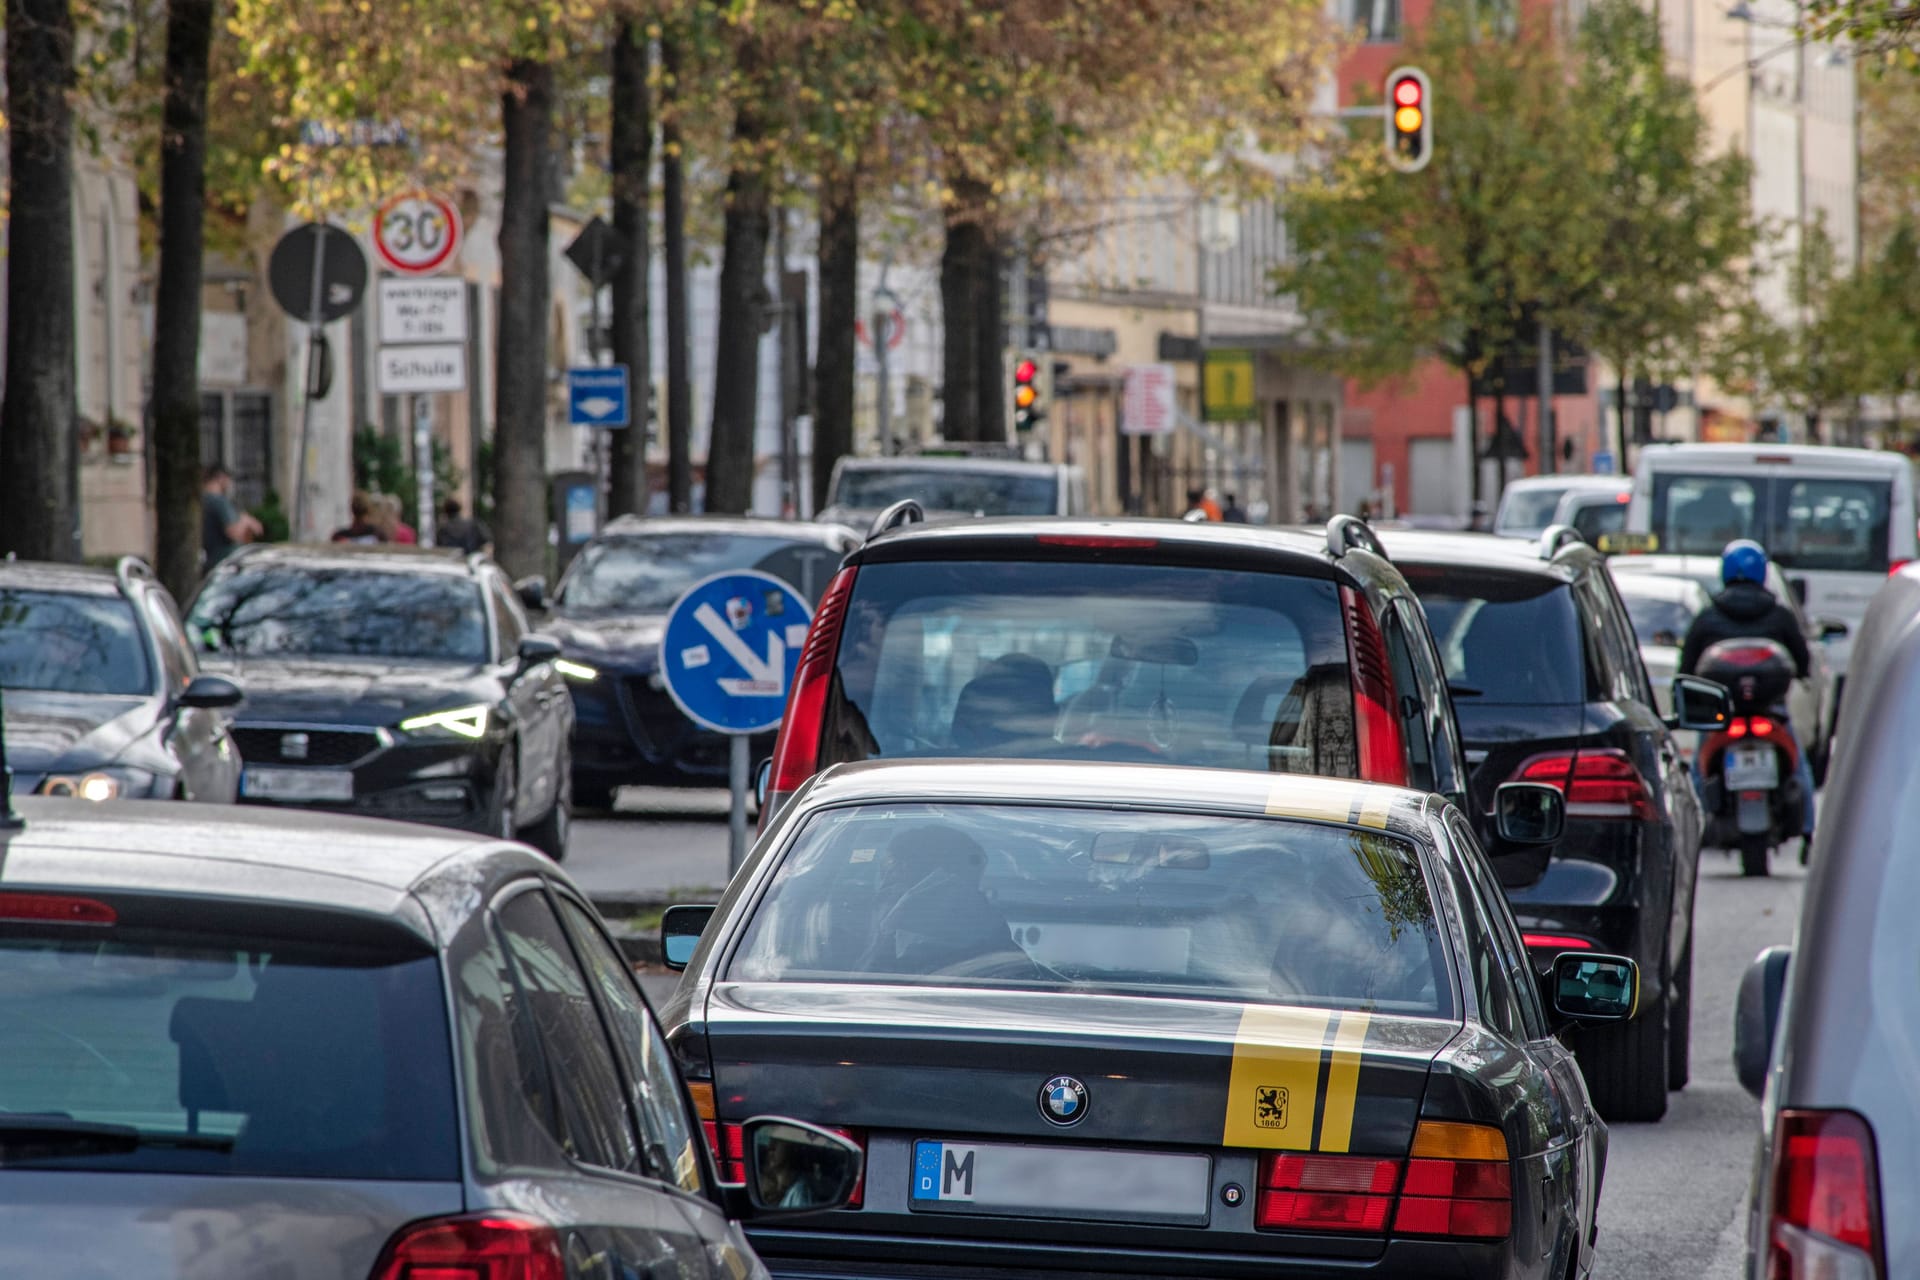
[1040,1076,1089,1126]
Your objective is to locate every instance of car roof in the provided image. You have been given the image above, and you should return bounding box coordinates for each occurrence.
[797,759,1438,844]
[1502,474,1617,495]
[0,560,131,596]
[596,514,855,547]
[1637,442,1909,474]
[223,541,480,576]
[1557,485,1631,507]
[1609,572,1709,604]
[836,456,1067,476]
[1606,553,1789,595]
[1374,528,1594,578]
[854,515,1346,572]
[0,799,536,924]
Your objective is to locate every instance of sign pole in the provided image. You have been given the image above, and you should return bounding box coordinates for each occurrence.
[728,734,749,873]
[294,225,330,541]
[414,395,437,546]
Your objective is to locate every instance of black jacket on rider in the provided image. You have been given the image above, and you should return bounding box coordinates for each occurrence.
[1679,580,1811,680]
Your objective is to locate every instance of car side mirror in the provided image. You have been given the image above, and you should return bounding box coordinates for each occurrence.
[1550,953,1639,1023]
[742,1118,865,1217]
[754,758,772,809]
[513,575,549,613]
[177,673,245,710]
[516,633,563,669]
[1734,945,1793,1100]
[1668,675,1732,732]
[1492,782,1565,847]
[1816,618,1849,641]
[661,903,717,972]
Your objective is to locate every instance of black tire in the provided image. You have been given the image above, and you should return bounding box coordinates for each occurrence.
[1739,837,1771,878]
[524,764,571,862]
[1576,1006,1671,1123]
[573,779,617,813]
[1667,940,1692,1092]
[1810,735,1830,788]
[490,751,518,841]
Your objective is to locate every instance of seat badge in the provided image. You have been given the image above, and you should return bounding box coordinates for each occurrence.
[281,732,310,761]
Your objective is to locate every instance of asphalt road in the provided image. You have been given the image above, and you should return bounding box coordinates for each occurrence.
[583,792,1805,1278]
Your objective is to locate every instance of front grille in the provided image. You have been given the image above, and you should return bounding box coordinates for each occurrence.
[618,677,691,753]
[232,725,384,767]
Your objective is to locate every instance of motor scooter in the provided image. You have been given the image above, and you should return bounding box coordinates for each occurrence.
[1695,638,1804,878]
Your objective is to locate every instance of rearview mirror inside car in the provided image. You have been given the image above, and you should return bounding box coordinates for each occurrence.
[1669,675,1732,732]
[1492,782,1565,847]
[743,1118,865,1217]
[1109,633,1201,667]
[1734,945,1792,1100]
[1550,953,1639,1022]
[660,903,717,971]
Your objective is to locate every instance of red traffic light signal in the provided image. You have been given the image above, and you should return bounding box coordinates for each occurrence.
[1385,67,1432,173]
[1013,357,1043,429]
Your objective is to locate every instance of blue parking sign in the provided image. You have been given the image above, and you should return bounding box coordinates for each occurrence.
[567,365,630,428]
[658,571,814,735]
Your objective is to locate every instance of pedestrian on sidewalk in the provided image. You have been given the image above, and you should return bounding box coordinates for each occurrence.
[202,465,263,569]
[374,493,418,545]
[435,497,493,556]
[331,491,383,544]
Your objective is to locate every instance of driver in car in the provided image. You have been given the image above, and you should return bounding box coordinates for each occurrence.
[859,826,1026,978]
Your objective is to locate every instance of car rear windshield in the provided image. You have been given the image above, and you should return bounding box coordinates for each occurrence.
[559,533,844,610]
[834,468,1057,516]
[188,567,490,663]
[1569,500,1627,542]
[1650,473,1893,573]
[823,559,1357,776]
[1400,567,1587,705]
[1494,486,1569,533]
[730,803,1452,1016]
[0,590,153,696]
[0,922,458,1180]
[1617,589,1702,648]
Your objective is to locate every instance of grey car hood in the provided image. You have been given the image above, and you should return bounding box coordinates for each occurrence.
[0,1171,461,1280]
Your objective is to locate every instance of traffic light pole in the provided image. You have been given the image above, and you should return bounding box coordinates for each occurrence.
[1537,322,1555,476]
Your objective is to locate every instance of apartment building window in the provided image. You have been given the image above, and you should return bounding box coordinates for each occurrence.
[1351,0,1400,41]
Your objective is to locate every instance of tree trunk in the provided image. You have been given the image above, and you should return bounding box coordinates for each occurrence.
[939,223,980,442]
[1616,370,1630,477]
[493,58,554,581]
[661,35,693,513]
[813,164,858,515]
[606,14,651,519]
[706,61,771,514]
[150,0,214,600]
[1,0,79,562]
[975,229,1006,443]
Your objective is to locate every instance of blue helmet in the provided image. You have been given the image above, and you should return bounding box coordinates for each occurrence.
[1722,539,1768,587]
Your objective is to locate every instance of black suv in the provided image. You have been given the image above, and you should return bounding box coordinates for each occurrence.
[184,544,573,858]
[0,557,244,802]
[764,512,1473,818]
[1379,526,1711,1122]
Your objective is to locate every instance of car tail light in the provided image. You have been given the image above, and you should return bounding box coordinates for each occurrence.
[1765,1110,1884,1279]
[0,893,116,925]
[1522,933,1593,952]
[1033,534,1159,549]
[688,1082,746,1183]
[1393,1121,1512,1241]
[1513,749,1654,821]
[371,1213,564,1280]
[1257,1153,1399,1233]
[1341,585,1407,786]
[1728,718,1750,739]
[766,566,858,798]
[1890,560,1910,577]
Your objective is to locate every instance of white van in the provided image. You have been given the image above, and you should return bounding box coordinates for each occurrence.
[1625,443,1917,691]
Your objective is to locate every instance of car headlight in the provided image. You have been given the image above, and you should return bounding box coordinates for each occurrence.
[399,705,492,740]
[40,766,159,801]
[555,658,599,682]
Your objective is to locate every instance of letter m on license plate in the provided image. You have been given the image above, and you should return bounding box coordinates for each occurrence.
[914,1141,978,1202]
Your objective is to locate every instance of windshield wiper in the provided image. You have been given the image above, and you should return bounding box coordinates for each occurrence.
[0,1115,233,1162]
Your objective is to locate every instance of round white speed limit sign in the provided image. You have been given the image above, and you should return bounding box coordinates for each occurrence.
[373,191,462,276]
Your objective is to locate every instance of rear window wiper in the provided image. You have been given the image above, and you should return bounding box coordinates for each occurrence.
[0,1115,234,1163]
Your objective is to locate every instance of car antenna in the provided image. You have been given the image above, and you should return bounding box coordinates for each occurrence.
[0,684,21,830]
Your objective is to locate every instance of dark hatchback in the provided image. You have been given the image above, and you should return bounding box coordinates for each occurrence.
[532,515,858,807]
[184,544,574,858]
[763,515,1473,820]
[0,557,243,802]
[661,761,1638,1280]
[1378,528,1716,1122]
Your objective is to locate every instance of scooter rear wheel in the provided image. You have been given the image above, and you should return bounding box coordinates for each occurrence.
[1739,837,1771,878]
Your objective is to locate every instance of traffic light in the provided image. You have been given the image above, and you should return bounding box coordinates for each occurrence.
[1385,67,1432,173]
[1014,357,1043,431]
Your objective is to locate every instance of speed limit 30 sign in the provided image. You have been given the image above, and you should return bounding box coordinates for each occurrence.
[374,191,462,276]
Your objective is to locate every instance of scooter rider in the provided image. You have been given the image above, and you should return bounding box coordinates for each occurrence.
[1679,539,1815,853]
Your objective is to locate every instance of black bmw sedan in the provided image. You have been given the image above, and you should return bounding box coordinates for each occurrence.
[530,515,857,807]
[184,544,573,858]
[659,760,1637,1280]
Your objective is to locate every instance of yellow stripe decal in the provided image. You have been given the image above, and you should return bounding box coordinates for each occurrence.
[1318,1012,1372,1153]
[1222,1005,1334,1150]
[1355,795,1393,830]
[1264,782,1352,824]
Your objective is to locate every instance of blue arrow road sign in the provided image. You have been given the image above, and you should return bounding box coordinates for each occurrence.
[658,571,814,735]
[568,365,631,428]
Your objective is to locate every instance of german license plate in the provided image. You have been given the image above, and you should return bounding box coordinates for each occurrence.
[1725,745,1779,792]
[241,767,354,802]
[910,1140,1210,1225]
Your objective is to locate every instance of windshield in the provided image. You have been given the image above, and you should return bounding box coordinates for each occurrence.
[823,559,1357,776]
[1569,500,1627,542]
[1401,568,1587,705]
[730,803,1452,1015]
[0,926,457,1179]
[188,567,490,662]
[1493,486,1570,533]
[0,590,152,696]
[558,533,844,611]
[834,467,1058,516]
[1650,473,1893,573]
[1617,589,1702,648]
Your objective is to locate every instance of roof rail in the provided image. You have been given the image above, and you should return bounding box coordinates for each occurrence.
[114,555,156,592]
[867,499,925,542]
[1538,524,1586,559]
[1326,514,1389,561]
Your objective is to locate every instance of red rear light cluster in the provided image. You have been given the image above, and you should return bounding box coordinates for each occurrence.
[0,893,117,925]
[1255,1122,1511,1242]
[1512,749,1654,821]
[371,1213,564,1280]
[766,566,858,797]
[702,1119,747,1184]
[1522,932,1594,952]
[1890,559,1911,577]
[1765,1110,1884,1279]
[1341,586,1407,786]
[1033,534,1160,549]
